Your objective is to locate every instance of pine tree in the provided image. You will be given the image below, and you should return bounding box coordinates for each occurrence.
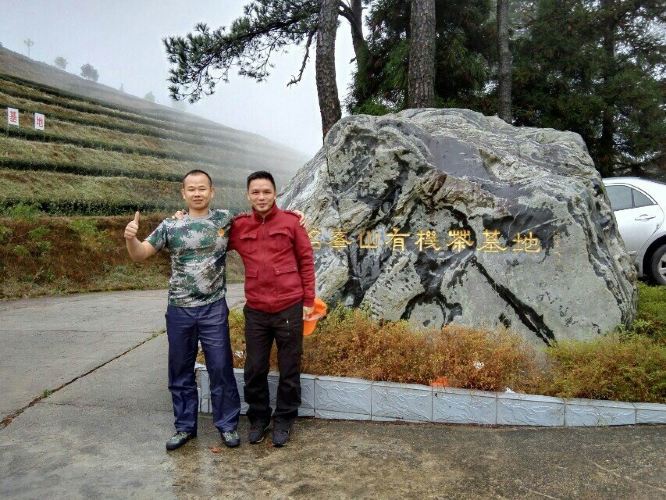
[512,0,665,176]
[348,0,494,114]
[80,63,99,82]
[163,1,371,137]
[54,56,68,70]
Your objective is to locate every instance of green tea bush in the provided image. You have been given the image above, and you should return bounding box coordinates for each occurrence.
[544,334,666,403]
[7,202,41,220]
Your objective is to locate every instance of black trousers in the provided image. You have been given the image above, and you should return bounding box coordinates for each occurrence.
[243,301,303,425]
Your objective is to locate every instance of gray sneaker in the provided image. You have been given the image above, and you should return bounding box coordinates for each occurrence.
[166,431,195,451]
[248,420,270,444]
[221,430,240,448]
[272,425,291,447]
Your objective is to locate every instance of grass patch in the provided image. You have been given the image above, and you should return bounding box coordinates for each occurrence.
[542,333,665,403]
[0,168,183,214]
[0,214,170,298]
[635,282,666,343]
[539,283,666,403]
[0,136,244,181]
[0,168,246,215]
[0,214,245,299]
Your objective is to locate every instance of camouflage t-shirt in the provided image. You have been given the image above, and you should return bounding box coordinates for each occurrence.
[145,209,232,307]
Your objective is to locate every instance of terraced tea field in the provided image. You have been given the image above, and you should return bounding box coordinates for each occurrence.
[0,61,306,215]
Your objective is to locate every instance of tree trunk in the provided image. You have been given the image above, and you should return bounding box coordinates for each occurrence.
[497,0,512,123]
[316,0,342,138]
[407,0,436,108]
[349,0,366,60]
[598,0,616,176]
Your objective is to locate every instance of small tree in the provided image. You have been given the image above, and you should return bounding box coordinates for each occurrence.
[54,56,68,70]
[144,91,156,102]
[80,63,99,82]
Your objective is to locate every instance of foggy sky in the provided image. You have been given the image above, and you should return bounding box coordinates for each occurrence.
[0,0,356,157]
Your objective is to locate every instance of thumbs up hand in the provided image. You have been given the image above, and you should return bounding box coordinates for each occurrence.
[124,211,141,240]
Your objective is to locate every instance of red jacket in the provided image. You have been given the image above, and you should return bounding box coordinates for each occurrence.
[229,204,315,313]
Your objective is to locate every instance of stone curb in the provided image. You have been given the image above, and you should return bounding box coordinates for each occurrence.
[195,368,666,427]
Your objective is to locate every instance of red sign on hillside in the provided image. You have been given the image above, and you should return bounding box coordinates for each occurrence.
[7,107,19,127]
[34,112,45,131]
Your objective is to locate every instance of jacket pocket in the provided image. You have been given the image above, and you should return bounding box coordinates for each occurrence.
[273,265,302,296]
[239,230,258,253]
[268,227,292,252]
[244,268,261,303]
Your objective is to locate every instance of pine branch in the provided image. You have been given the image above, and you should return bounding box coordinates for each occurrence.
[288,29,316,86]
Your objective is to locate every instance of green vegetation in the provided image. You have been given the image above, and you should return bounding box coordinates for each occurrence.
[635,282,666,343]
[0,169,248,215]
[0,213,245,299]
[545,334,665,403]
[0,89,254,152]
[0,64,304,217]
[0,59,290,296]
[0,169,181,214]
[542,283,666,403]
[0,136,247,183]
[0,74,228,135]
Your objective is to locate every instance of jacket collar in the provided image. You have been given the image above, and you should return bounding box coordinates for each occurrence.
[252,203,279,223]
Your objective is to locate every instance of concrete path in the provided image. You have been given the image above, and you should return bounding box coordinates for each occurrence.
[1,288,665,499]
[0,286,245,422]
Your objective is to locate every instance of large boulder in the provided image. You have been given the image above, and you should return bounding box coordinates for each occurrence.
[280,109,637,345]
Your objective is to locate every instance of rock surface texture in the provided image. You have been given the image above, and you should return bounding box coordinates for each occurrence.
[280,109,636,344]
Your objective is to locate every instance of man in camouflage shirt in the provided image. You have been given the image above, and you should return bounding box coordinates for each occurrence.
[124,169,241,451]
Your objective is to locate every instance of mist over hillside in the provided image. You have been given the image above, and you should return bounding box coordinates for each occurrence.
[0,46,309,214]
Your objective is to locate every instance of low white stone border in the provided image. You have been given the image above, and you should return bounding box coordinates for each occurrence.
[195,367,666,427]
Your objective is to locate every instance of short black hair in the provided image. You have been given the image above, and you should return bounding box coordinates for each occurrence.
[246,170,276,191]
[182,169,213,187]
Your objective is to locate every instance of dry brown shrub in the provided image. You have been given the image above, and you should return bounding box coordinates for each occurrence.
[429,325,543,392]
[300,306,542,391]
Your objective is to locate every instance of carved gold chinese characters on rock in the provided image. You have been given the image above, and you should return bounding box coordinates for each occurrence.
[307,227,546,254]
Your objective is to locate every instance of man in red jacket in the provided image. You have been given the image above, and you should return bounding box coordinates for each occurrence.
[229,171,315,447]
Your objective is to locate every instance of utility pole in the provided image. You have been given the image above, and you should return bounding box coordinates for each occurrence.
[24,38,34,58]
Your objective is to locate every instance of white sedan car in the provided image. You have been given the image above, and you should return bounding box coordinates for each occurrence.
[603,177,666,285]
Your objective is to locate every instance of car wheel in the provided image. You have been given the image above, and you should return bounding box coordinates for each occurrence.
[649,244,666,286]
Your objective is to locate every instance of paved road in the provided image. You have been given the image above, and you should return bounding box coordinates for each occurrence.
[0,288,664,499]
[0,286,245,421]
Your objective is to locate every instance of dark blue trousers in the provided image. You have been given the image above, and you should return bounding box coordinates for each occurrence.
[165,298,240,434]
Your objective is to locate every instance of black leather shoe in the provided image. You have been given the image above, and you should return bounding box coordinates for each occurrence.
[248,420,270,444]
[272,423,292,447]
[221,430,240,448]
[166,431,196,451]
